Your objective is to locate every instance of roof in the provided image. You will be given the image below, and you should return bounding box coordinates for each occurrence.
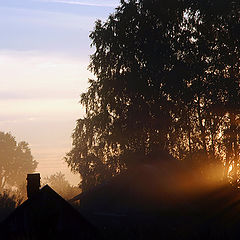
[70,151,178,202]
[67,152,240,239]
[0,185,98,240]
[70,156,192,214]
[70,151,227,215]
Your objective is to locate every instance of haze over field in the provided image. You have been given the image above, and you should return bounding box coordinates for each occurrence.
[0,0,119,185]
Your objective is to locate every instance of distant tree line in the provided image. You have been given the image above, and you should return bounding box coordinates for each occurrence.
[66,0,240,192]
[43,172,81,200]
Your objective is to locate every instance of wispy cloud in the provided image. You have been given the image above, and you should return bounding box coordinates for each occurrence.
[38,0,118,8]
[0,50,91,101]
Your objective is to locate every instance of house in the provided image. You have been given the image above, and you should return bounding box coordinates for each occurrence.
[70,151,207,214]
[0,174,99,240]
[69,152,199,239]
[70,152,240,240]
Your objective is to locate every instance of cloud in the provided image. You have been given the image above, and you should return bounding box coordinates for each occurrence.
[38,0,118,8]
[0,50,92,100]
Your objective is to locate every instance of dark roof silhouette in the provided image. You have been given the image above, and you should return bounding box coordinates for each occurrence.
[0,185,98,240]
[70,152,210,214]
[70,151,180,208]
[69,158,240,240]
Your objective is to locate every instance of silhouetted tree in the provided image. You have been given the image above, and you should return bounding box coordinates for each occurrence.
[0,132,38,191]
[66,0,240,191]
[168,0,240,182]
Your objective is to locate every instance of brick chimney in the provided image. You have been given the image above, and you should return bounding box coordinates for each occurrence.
[26,173,41,199]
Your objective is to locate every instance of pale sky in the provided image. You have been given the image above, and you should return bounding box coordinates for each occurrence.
[0,0,119,186]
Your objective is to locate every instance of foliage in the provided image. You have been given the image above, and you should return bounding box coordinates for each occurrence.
[0,190,23,222]
[0,132,38,191]
[66,0,240,191]
[0,190,22,209]
[43,172,81,199]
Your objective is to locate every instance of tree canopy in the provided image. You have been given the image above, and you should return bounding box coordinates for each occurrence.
[66,0,240,192]
[0,132,38,191]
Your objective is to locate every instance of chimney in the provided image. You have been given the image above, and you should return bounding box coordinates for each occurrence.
[26,173,41,199]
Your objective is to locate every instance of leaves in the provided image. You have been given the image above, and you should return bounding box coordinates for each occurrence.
[0,132,37,191]
[66,0,240,191]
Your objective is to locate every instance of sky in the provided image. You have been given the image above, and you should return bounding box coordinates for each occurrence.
[0,0,119,186]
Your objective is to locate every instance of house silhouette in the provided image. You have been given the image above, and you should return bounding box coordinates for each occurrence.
[69,153,240,240]
[0,174,98,240]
